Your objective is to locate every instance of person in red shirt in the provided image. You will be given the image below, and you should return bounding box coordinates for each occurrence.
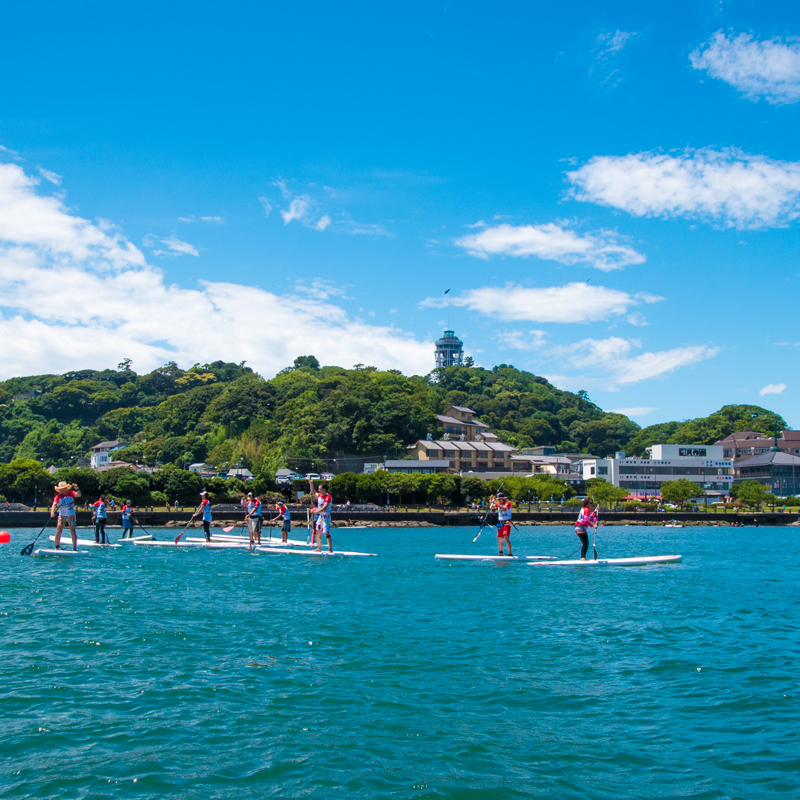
[50,480,81,550]
[490,492,513,556]
[269,501,292,544]
[191,491,213,541]
[309,478,333,552]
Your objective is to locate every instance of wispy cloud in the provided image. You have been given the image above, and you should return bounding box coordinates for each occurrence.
[178,215,224,224]
[567,148,800,229]
[455,222,645,271]
[691,31,800,104]
[421,283,661,324]
[281,195,313,225]
[258,197,273,217]
[554,337,718,388]
[496,329,548,350]
[760,383,787,396]
[596,29,636,57]
[38,168,62,186]
[591,29,638,86]
[315,214,331,231]
[143,234,199,257]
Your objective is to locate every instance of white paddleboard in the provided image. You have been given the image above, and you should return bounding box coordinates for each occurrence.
[187,535,311,547]
[253,546,376,557]
[33,548,89,557]
[49,536,120,549]
[435,554,556,562]
[133,539,249,549]
[531,555,682,567]
[118,534,156,542]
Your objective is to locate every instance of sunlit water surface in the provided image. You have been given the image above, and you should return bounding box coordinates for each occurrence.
[2,524,798,799]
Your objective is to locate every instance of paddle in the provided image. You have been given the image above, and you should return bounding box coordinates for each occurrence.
[174,506,199,544]
[21,515,53,556]
[593,504,600,560]
[472,481,505,543]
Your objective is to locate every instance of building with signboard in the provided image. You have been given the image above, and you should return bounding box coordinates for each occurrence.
[580,444,734,499]
[733,451,800,496]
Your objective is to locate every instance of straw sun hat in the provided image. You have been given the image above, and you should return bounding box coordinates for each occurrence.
[55,481,72,493]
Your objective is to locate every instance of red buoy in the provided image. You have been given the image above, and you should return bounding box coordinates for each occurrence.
[0,531,10,543]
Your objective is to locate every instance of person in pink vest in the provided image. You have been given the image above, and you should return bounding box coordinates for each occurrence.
[575,498,597,561]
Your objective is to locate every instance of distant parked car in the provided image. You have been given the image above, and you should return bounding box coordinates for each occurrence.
[321,473,335,480]
[304,473,321,481]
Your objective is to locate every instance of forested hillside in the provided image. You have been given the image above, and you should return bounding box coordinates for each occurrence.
[0,357,788,483]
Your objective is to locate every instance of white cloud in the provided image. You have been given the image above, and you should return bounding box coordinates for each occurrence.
[281,195,312,225]
[608,406,658,417]
[760,383,787,396]
[597,30,636,57]
[626,312,648,327]
[496,329,548,351]
[38,168,62,186]
[691,31,800,104]
[258,197,273,217]
[0,161,435,380]
[153,235,199,257]
[567,148,800,229]
[200,216,223,223]
[315,214,331,231]
[421,282,662,323]
[455,222,645,271]
[554,337,719,388]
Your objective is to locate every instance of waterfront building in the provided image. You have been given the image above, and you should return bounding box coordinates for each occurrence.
[434,330,464,369]
[382,459,451,474]
[581,444,733,499]
[733,451,800,496]
[715,430,800,462]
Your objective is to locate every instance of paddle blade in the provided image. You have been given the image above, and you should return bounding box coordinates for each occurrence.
[222,525,236,533]
[472,528,483,543]
[20,542,34,556]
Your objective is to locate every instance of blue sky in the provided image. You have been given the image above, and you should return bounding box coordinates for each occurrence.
[0,0,798,428]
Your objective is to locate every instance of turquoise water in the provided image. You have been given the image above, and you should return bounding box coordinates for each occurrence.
[2,524,799,799]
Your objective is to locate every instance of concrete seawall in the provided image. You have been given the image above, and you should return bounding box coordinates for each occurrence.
[2,509,798,528]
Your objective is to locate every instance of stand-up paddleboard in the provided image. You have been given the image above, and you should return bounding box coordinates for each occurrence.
[186,535,311,547]
[133,539,249,549]
[531,555,682,567]
[253,546,376,557]
[33,548,89,557]
[435,554,556,562]
[49,536,120,549]
[118,534,156,542]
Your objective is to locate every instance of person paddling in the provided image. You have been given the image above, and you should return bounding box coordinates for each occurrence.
[245,492,263,546]
[269,501,291,544]
[575,498,597,561]
[192,490,213,541]
[92,494,109,544]
[309,478,333,553]
[120,499,137,539]
[51,481,81,550]
[490,491,513,556]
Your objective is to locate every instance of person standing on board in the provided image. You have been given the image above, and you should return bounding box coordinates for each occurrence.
[120,499,137,539]
[51,480,81,550]
[271,500,292,544]
[309,478,333,552]
[92,495,109,544]
[191,490,213,541]
[575,498,596,561]
[490,492,513,556]
[245,492,263,546]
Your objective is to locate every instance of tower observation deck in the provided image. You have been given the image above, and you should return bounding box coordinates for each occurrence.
[434,329,464,369]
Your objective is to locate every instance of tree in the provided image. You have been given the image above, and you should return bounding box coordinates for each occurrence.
[585,478,628,505]
[293,355,320,371]
[0,459,54,504]
[660,478,700,509]
[731,480,773,509]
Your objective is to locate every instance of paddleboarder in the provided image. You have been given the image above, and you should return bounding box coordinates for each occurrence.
[309,478,333,553]
[269,501,291,543]
[50,480,81,550]
[92,495,108,543]
[191,490,213,541]
[490,491,513,556]
[245,492,263,546]
[120,499,137,539]
[575,498,597,561]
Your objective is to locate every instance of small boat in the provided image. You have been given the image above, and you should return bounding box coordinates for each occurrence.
[435,554,556,563]
[33,548,89,557]
[49,536,120,549]
[253,546,376,557]
[531,555,682,567]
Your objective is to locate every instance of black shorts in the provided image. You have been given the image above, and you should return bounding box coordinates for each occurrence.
[282,519,291,532]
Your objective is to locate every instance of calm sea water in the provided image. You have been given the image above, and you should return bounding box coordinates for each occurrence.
[1,524,798,799]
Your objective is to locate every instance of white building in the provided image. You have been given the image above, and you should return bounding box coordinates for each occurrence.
[582,444,733,499]
[90,440,124,469]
